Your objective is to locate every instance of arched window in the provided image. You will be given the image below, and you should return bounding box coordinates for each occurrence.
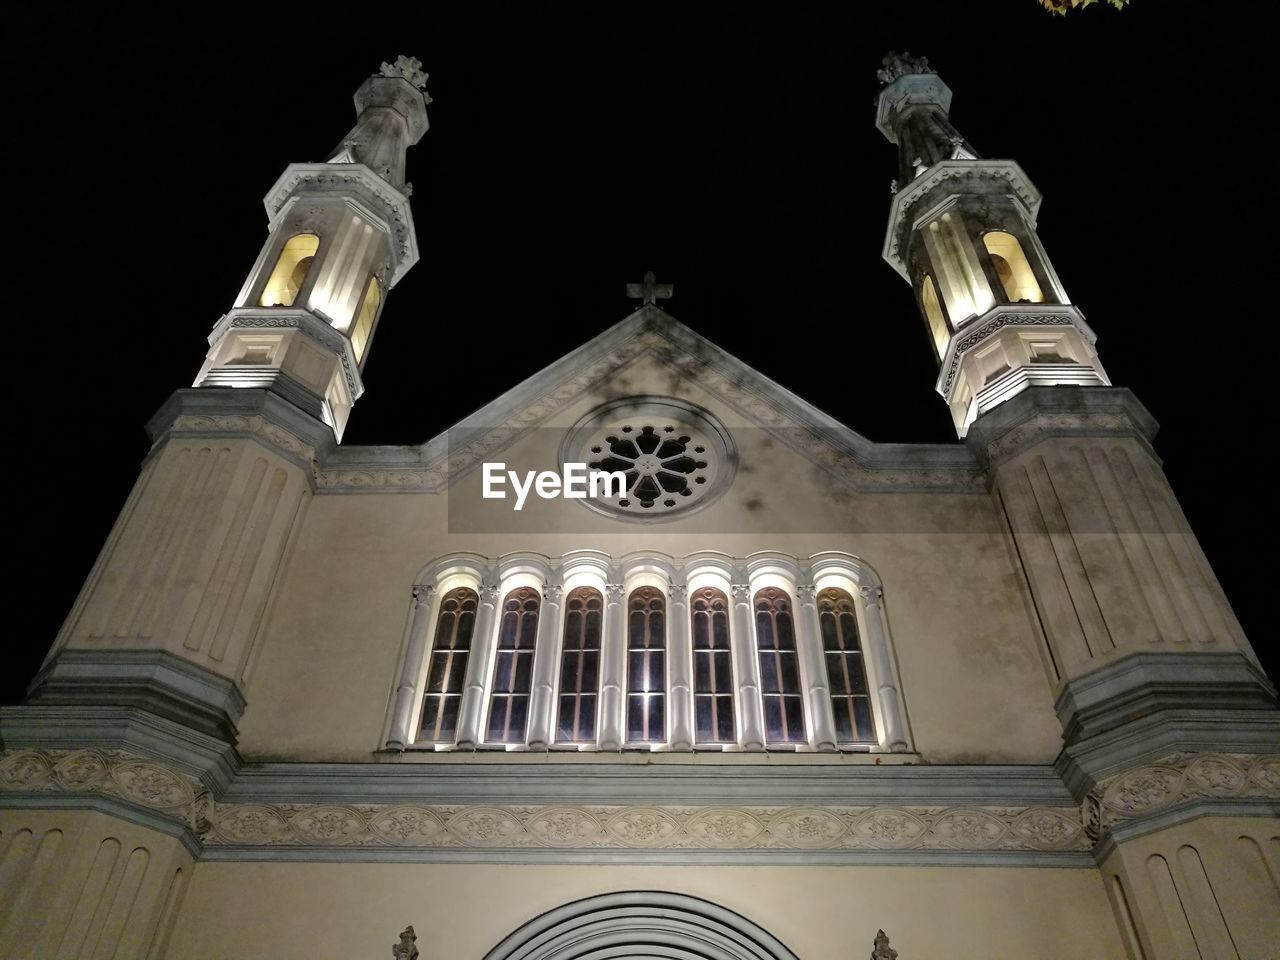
[920,275,949,360]
[557,587,602,743]
[983,231,1044,304]
[626,587,666,743]
[754,587,805,744]
[419,587,477,743]
[817,588,876,744]
[351,275,381,361]
[259,234,319,307]
[691,587,735,744]
[487,587,541,743]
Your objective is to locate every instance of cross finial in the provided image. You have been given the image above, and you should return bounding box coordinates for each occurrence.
[870,929,898,960]
[626,271,673,306]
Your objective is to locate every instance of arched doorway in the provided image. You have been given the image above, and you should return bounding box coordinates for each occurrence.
[483,891,801,960]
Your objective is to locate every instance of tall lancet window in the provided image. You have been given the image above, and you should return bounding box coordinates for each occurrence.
[487,587,541,743]
[259,234,319,307]
[754,588,806,744]
[691,587,735,744]
[557,587,602,743]
[626,587,666,743]
[419,587,477,743]
[818,588,877,744]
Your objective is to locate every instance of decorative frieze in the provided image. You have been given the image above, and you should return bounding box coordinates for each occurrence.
[1082,751,1280,840]
[0,748,1092,856]
[0,748,207,834]
[206,799,1090,853]
[170,413,318,467]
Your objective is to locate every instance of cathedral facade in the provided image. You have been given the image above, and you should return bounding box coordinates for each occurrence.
[1,55,1277,959]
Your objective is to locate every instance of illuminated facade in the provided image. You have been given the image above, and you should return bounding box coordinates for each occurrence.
[1,54,1277,960]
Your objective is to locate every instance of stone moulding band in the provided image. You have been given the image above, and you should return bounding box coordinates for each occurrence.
[6,746,1274,864]
[0,747,1093,865]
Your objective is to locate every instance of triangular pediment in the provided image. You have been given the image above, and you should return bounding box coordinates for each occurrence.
[318,306,980,492]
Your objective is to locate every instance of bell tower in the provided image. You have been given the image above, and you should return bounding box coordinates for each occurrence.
[874,55,1280,960]
[193,55,431,441]
[875,53,1108,437]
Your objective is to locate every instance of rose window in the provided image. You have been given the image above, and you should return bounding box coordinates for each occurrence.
[561,397,735,520]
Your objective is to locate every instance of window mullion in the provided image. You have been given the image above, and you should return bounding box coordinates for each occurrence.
[858,584,909,751]
[526,582,563,750]
[794,584,838,752]
[598,583,627,750]
[667,582,694,749]
[730,582,766,751]
[455,585,500,750]
[386,584,437,750]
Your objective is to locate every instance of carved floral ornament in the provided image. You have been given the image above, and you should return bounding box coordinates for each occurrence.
[1081,751,1280,840]
[7,748,1273,854]
[0,748,1089,854]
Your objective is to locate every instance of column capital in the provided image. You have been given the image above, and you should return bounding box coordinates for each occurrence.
[795,584,817,603]
[411,583,436,605]
[858,584,883,606]
[478,583,501,604]
[669,583,688,603]
[605,583,625,601]
[730,583,752,602]
[542,582,564,602]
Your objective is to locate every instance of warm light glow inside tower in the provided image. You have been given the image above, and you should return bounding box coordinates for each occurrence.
[875,53,1109,436]
[192,56,431,441]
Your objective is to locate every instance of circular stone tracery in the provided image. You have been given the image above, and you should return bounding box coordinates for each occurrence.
[561,397,735,520]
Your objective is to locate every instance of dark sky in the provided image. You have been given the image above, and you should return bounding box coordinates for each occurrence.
[4,1,1275,704]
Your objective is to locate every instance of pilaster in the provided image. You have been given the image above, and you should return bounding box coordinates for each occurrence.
[970,385,1280,958]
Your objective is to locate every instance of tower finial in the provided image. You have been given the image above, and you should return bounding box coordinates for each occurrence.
[876,51,933,85]
[380,55,432,99]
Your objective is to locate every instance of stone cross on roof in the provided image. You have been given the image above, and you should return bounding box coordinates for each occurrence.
[626,271,673,306]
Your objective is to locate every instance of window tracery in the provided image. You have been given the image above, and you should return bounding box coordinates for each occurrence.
[397,552,909,756]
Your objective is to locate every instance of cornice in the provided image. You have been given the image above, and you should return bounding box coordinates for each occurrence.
[210,308,365,398]
[262,163,418,287]
[882,159,1042,280]
[934,304,1094,399]
[963,386,1160,471]
[0,747,1090,864]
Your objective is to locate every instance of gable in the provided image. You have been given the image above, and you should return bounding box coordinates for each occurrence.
[317,306,982,494]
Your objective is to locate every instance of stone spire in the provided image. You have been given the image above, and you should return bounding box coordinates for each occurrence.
[875,53,1108,437]
[326,55,432,189]
[192,57,431,441]
[875,52,978,185]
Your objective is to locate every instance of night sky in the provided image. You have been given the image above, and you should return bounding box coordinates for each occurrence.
[3,1,1275,705]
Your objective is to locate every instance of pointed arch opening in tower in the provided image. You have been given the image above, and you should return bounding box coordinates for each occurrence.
[983,231,1044,304]
[259,234,319,307]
